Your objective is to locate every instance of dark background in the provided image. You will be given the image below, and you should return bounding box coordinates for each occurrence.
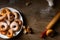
[0,0,60,40]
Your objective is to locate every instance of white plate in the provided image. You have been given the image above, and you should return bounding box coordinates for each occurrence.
[0,7,23,39]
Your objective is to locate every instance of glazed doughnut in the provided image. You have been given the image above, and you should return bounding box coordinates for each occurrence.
[10,21,19,31]
[14,19,22,25]
[0,22,8,31]
[7,29,13,38]
[7,12,19,21]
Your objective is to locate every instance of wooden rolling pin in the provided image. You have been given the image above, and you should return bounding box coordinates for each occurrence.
[40,12,60,38]
[46,13,60,29]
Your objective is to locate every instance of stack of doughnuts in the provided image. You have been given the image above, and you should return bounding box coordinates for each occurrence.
[0,8,22,38]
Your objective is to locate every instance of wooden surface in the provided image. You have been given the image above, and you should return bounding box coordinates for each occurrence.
[0,0,60,40]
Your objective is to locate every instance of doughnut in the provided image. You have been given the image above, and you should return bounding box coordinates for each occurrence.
[0,22,8,31]
[7,29,13,38]
[0,8,11,20]
[0,8,7,20]
[7,12,14,21]
[14,19,22,25]
[7,12,19,21]
[2,8,10,14]
[0,14,6,20]
[5,9,12,21]
[10,21,19,31]
[1,31,7,35]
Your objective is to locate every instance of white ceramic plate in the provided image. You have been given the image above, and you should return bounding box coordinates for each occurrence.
[0,7,23,39]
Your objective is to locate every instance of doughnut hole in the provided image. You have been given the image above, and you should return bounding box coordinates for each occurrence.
[13,25,16,28]
[1,25,5,29]
[0,25,6,31]
[0,15,2,17]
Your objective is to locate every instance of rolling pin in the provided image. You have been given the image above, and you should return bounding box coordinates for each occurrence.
[40,12,60,38]
[46,13,60,29]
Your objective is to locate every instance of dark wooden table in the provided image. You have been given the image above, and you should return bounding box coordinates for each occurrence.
[0,0,60,40]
